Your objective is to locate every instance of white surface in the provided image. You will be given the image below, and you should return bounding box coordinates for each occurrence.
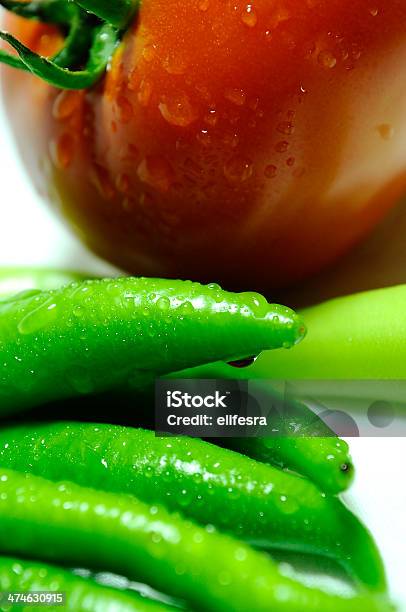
[346,439,406,609]
[0,95,405,608]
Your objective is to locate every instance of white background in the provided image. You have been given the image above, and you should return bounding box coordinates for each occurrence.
[0,94,405,608]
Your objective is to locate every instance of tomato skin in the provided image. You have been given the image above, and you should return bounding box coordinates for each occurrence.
[2,1,406,290]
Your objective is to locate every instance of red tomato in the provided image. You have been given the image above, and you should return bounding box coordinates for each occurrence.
[2,1,406,290]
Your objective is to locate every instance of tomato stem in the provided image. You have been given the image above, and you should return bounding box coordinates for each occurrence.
[0,0,134,89]
[74,0,139,29]
[0,0,73,24]
[0,23,118,89]
[0,1,95,71]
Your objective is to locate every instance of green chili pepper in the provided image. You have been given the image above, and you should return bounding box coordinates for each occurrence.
[0,277,304,415]
[223,385,354,494]
[0,556,172,611]
[227,435,353,495]
[0,468,392,611]
[177,285,406,380]
[0,422,385,592]
[0,268,352,493]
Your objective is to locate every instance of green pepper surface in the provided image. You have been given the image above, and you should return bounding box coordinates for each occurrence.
[227,434,353,495]
[224,386,353,494]
[0,556,172,611]
[0,469,392,612]
[0,422,384,592]
[0,268,354,494]
[178,284,406,379]
[0,277,305,415]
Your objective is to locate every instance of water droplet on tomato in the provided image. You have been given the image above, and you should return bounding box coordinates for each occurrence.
[90,165,115,200]
[159,94,197,127]
[241,4,257,27]
[137,156,174,192]
[49,133,75,169]
[275,141,289,153]
[204,108,217,126]
[138,80,152,107]
[52,90,81,121]
[142,44,157,63]
[318,50,337,69]
[163,54,187,75]
[120,143,139,162]
[196,129,211,147]
[264,164,277,178]
[277,121,295,136]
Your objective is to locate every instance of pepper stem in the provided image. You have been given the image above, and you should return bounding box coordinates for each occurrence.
[74,0,139,29]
